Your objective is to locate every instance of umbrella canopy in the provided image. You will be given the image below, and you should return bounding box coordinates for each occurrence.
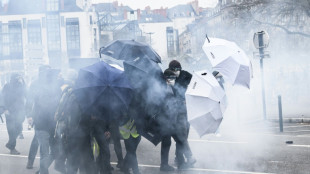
[74,61,133,120]
[185,70,227,137]
[123,56,163,89]
[202,37,252,89]
[100,40,161,63]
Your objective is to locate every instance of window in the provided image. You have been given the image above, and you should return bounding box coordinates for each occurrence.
[47,0,59,11]
[27,20,42,45]
[0,21,24,59]
[2,24,9,58]
[166,27,175,57]
[8,21,23,59]
[46,14,61,52]
[66,18,80,57]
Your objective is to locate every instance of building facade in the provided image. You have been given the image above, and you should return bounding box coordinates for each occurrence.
[0,0,97,85]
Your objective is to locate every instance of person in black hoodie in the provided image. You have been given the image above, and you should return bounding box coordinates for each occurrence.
[30,68,63,174]
[2,73,27,155]
[168,60,196,168]
[160,69,190,171]
[26,65,51,169]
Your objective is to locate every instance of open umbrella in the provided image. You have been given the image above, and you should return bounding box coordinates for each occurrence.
[74,61,133,120]
[202,37,252,89]
[185,70,227,137]
[123,56,167,145]
[100,40,161,63]
[123,55,163,89]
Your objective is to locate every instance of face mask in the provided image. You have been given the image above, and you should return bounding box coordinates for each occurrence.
[167,79,175,86]
[174,71,180,77]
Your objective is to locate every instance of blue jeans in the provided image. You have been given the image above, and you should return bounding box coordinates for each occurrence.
[36,130,55,174]
[28,133,39,165]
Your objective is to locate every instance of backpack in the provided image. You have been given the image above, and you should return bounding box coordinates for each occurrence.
[54,85,76,139]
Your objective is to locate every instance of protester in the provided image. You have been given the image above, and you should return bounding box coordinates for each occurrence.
[29,68,63,174]
[26,65,51,169]
[160,69,189,171]
[120,115,141,174]
[168,60,196,167]
[55,84,96,174]
[2,73,27,155]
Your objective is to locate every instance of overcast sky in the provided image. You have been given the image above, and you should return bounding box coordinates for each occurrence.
[92,0,218,9]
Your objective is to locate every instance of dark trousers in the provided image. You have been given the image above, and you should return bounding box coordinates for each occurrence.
[66,135,95,174]
[110,121,123,164]
[28,133,39,165]
[5,115,22,150]
[161,134,185,166]
[124,136,141,174]
[176,123,193,160]
[36,130,57,174]
[91,120,111,174]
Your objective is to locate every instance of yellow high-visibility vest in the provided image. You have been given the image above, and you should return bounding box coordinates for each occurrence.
[119,119,139,139]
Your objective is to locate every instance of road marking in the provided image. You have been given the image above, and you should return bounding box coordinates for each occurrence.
[0,130,33,133]
[284,130,310,133]
[297,134,310,137]
[0,153,274,174]
[188,139,248,144]
[137,164,274,174]
[287,145,310,148]
[240,132,310,138]
[0,153,39,159]
[269,161,283,163]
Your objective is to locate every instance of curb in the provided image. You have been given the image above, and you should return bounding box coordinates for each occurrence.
[268,118,310,124]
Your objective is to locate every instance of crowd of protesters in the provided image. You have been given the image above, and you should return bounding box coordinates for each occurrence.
[0,60,198,174]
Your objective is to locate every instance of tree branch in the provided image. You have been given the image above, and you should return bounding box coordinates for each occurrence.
[254,19,310,38]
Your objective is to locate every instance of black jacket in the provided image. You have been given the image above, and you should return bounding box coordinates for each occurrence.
[28,78,62,133]
[174,70,192,100]
[2,80,26,115]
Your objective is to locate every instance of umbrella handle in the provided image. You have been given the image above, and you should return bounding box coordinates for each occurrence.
[99,47,105,58]
[206,34,210,43]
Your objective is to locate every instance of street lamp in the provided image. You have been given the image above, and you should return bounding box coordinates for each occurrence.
[253,31,270,120]
[144,32,155,45]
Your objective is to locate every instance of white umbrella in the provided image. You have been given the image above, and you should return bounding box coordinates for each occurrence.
[202,37,252,89]
[185,70,227,137]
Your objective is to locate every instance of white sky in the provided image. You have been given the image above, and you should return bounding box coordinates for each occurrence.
[92,0,218,9]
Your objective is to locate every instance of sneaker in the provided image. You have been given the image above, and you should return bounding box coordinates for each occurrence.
[5,143,12,150]
[178,162,191,170]
[121,167,130,174]
[160,164,175,171]
[26,161,33,169]
[116,161,123,169]
[10,149,20,155]
[187,157,196,166]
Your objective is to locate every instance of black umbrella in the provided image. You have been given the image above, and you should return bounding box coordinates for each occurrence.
[100,40,161,63]
[123,55,163,89]
[74,61,133,120]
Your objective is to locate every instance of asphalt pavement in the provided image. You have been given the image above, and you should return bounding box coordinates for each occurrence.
[0,118,310,174]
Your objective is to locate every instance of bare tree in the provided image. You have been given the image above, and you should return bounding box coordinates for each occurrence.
[230,0,310,38]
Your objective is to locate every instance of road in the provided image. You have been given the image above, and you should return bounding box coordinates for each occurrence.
[0,120,310,174]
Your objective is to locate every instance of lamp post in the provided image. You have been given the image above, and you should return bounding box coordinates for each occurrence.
[253,31,270,120]
[144,32,155,45]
